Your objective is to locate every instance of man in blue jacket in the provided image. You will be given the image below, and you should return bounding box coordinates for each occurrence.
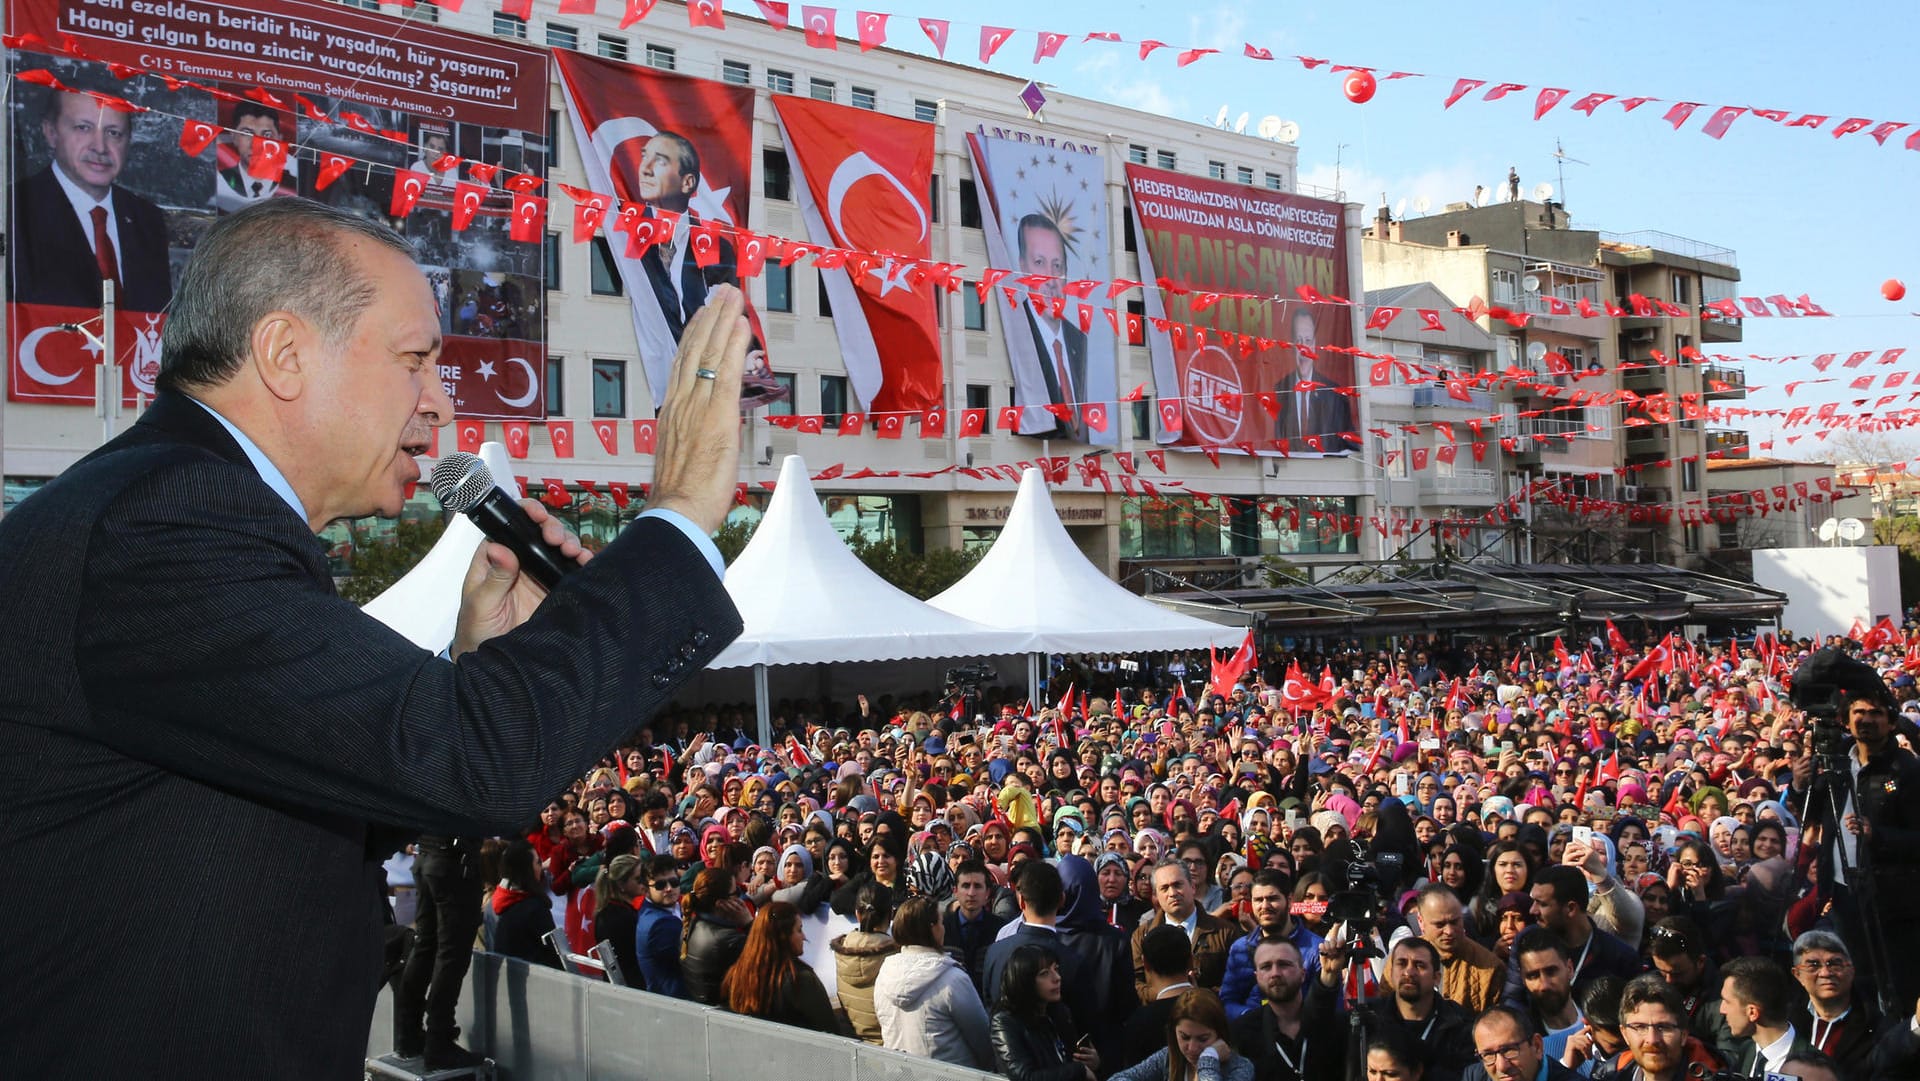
[1220,870,1322,1019]
[634,855,687,998]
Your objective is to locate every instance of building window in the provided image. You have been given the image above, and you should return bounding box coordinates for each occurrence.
[764,262,793,312]
[965,384,991,410]
[341,0,380,9]
[914,98,939,123]
[1132,398,1152,439]
[820,375,849,425]
[1491,268,1519,304]
[928,174,941,222]
[1236,166,1254,185]
[1125,300,1146,345]
[1265,171,1284,190]
[963,285,986,330]
[1127,144,1148,165]
[1681,458,1699,492]
[1122,208,1136,253]
[1672,274,1692,304]
[810,77,835,102]
[645,43,676,70]
[766,68,794,94]
[721,59,751,85]
[762,147,790,200]
[2,475,49,512]
[597,33,627,60]
[767,373,797,416]
[1684,523,1702,553]
[1207,160,1226,180]
[402,2,438,21]
[589,236,623,296]
[547,110,561,170]
[545,356,565,416]
[958,178,981,228]
[851,86,877,111]
[817,272,833,317]
[543,232,562,291]
[545,22,578,50]
[493,11,527,39]
[1156,149,1176,170]
[591,359,626,418]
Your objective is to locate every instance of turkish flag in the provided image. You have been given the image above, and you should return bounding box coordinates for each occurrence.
[606,480,632,507]
[1605,619,1631,654]
[313,152,353,192]
[772,96,939,413]
[554,51,763,408]
[919,17,949,55]
[510,194,546,243]
[1158,400,1183,434]
[838,412,867,435]
[247,137,288,184]
[1034,31,1068,62]
[561,184,611,242]
[541,478,570,506]
[456,419,485,453]
[502,420,531,458]
[979,25,1014,64]
[687,0,723,27]
[592,419,619,454]
[1081,402,1109,432]
[797,415,825,434]
[390,170,430,217]
[1366,306,1401,330]
[179,119,218,157]
[873,413,905,439]
[451,182,486,231]
[959,408,987,437]
[548,420,575,457]
[632,419,658,453]
[996,405,1023,432]
[801,5,836,47]
[921,407,946,437]
[753,0,788,27]
[1146,450,1166,472]
[856,10,888,49]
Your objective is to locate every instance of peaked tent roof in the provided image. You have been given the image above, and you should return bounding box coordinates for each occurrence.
[927,468,1246,653]
[709,455,1028,667]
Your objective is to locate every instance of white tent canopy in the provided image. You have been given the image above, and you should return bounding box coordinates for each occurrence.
[710,454,1026,668]
[928,467,1246,654]
[363,441,519,651]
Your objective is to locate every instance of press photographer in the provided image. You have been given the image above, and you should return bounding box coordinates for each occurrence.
[1785,647,1920,1009]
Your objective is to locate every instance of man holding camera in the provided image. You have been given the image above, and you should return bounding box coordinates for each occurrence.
[1312,934,1476,1081]
[1786,650,1920,1008]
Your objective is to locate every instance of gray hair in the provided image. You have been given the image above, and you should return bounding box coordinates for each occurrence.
[159,198,415,392]
[1152,856,1192,885]
[1790,929,1850,964]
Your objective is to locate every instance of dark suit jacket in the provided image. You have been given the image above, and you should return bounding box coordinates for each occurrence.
[1272,378,1356,449]
[982,923,1097,1036]
[0,392,740,1078]
[1022,311,1090,440]
[640,207,738,341]
[8,166,172,312]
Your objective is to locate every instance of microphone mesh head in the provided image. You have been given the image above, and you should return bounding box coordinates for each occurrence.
[429,452,495,513]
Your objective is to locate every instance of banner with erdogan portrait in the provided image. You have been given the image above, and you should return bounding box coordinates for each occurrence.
[555,51,783,411]
[772,96,940,414]
[966,133,1118,447]
[4,0,550,412]
[1124,166,1357,455]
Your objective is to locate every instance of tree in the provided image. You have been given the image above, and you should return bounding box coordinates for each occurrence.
[847,532,983,599]
[338,517,448,605]
[714,518,757,565]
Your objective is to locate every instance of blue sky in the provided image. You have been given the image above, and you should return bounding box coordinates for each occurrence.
[816,0,1920,459]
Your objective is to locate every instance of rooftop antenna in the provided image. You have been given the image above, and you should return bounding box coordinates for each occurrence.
[1334,143,1350,198]
[1552,139,1588,207]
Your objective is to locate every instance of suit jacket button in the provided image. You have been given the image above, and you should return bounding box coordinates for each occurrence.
[692,630,710,645]
[651,674,670,688]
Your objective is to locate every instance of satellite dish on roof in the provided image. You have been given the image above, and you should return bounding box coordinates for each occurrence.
[1522,274,1541,293]
[1233,112,1249,134]
[1474,186,1491,207]
[1214,105,1230,128]
[1413,195,1431,214]
[1839,517,1867,542]
[1526,341,1548,362]
[1817,518,1839,542]
[1277,120,1301,143]
[1534,182,1555,202]
[1395,197,1408,218]
[1257,115,1284,139]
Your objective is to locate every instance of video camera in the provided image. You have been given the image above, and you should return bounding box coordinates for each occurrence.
[1316,839,1404,961]
[1789,647,1891,778]
[944,663,996,694]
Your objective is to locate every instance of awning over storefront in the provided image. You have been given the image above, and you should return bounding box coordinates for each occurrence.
[1147,561,1785,636]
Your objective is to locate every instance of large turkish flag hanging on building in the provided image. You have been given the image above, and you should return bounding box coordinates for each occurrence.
[555,51,766,409]
[772,96,941,413]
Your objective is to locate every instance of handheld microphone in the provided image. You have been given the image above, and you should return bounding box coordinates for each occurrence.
[428,452,576,591]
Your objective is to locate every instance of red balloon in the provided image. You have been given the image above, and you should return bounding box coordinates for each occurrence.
[1343,70,1378,104]
[1884,278,1907,302]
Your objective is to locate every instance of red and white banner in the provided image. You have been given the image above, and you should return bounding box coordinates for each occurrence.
[6,303,169,405]
[438,336,547,420]
[555,51,765,408]
[1126,166,1356,455]
[772,95,941,413]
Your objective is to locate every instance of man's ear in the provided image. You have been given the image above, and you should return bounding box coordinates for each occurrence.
[250,311,307,402]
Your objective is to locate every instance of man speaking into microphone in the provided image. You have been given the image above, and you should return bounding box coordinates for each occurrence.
[0,198,747,1077]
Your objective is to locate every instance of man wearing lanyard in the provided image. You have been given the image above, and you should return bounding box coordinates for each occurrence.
[1786,931,1879,1078]
[1504,866,1640,1010]
[1468,1005,1585,1081]
[1220,870,1323,1021]
[1230,937,1332,1081]
[1311,935,1476,1081]
[1512,929,1587,1064]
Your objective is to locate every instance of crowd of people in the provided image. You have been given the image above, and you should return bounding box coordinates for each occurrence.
[413,627,1920,1081]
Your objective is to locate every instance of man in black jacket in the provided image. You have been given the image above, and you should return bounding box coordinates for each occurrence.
[1312,933,1477,1081]
[1230,936,1336,1081]
[982,860,1097,1033]
[0,198,748,1079]
[1502,866,1642,1010]
[946,858,1010,999]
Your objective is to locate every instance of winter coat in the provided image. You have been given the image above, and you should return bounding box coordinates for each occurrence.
[873,945,993,1069]
[990,1005,1085,1081]
[633,901,685,999]
[683,912,748,1006]
[830,929,900,1044]
[1112,1046,1256,1081]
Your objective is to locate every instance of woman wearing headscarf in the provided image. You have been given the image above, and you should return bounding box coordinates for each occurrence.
[772,843,833,914]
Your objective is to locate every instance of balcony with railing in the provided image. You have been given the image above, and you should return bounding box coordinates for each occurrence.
[1706,428,1750,459]
[1600,230,1739,269]
[1520,416,1585,452]
[1418,468,1500,504]
[1625,423,1671,460]
[1701,363,1746,400]
[1618,363,1667,393]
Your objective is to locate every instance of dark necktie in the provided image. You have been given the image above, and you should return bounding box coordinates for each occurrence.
[91,206,120,286]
